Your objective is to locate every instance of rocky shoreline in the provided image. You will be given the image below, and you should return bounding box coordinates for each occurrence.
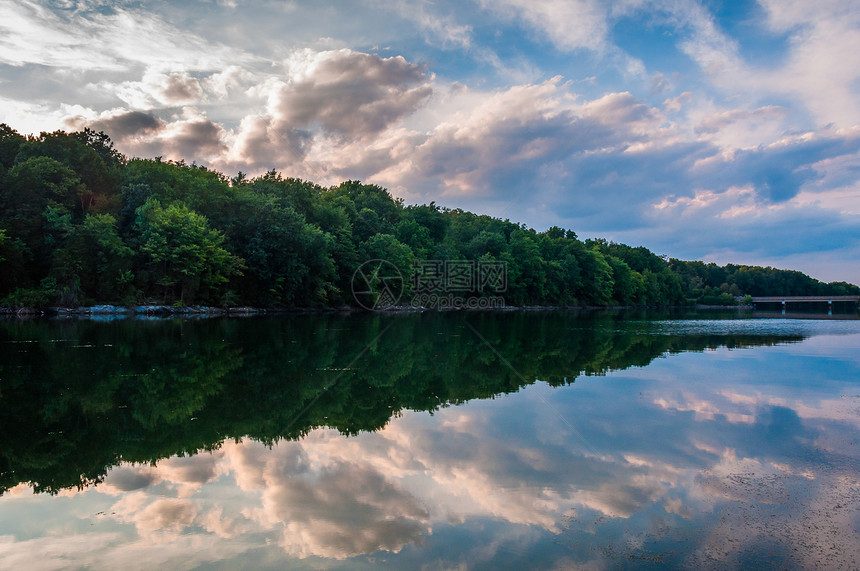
[0,304,277,319]
[1,303,756,319]
[0,303,703,319]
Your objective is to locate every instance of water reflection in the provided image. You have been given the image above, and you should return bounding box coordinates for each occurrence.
[0,312,858,569]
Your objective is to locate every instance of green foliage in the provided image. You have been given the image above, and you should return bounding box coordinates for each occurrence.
[0,156,82,279]
[697,292,739,306]
[0,229,28,295]
[576,247,614,305]
[0,124,855,308]
[15,129,122,215]
[0,123,25,169]
[121,158,234,223]
[2,277,57,308]
[52,213,133,303]
[226,193,335,306]
[358,234,415,297]
[505,229,546,304]
[135,198,243,303]
[670,259,858,302]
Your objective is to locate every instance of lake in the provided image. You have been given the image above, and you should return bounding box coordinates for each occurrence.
[1,310,858,569]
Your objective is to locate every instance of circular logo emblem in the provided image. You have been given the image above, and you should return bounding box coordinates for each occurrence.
[351,260,404,310]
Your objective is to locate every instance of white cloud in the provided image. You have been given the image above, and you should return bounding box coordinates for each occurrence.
[481,0,646,79]
[109,70,205,109]
[380,0,474,50]
[275,49,433,140]
[760,0,860,127]
[0,533,123,571]
[486,0,609,53]
[0,0,253,72]
[134,498,197,536]
[657,0,860,128]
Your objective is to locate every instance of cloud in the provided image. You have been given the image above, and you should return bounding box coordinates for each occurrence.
[757,0,860,127]
[647,0,860,128]
[65,48,435,174]
[271,463,430,559]
[0,1,252,72]
[486,0,609,53]
[272,49,433,141]
[326,79,627,197]
[0,532,123,571]
[673,1,746,79]
[380,0,474,50]
[222,439,430,559]
[134,498,197,535]
[155,453,220,491]
[572,479,665,518]
[64,109,162,141]
[109,70,205,109]
[325,82,692,218]
[101,466,160,493]
[480,0,646,78]
[227,114,313,171]
[99,107,228,163]
[202,66,255,100]
[695,106,787,136]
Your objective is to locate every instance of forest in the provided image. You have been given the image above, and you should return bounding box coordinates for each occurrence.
[1,124,857,309]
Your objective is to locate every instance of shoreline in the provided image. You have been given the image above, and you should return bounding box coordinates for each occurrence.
[0,302,759,320]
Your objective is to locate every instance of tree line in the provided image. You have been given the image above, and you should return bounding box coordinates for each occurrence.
[1,124,856,308]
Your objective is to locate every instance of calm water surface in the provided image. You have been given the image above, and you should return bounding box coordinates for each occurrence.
[0,310,858,569]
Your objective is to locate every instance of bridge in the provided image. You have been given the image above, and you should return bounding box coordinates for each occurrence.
[749,296,860,303]
[748,295,859,314]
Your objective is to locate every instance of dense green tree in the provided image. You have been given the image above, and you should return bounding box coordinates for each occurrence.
[122,158,235,226]
[358,234,415,279]
[576,247,614,305]
[228,194,335,306]
[0,229,28,295]
[0,157,82,280]
[15,129,122,215]
[51,213,133,304]
[331,180,403,225]
[395,218,434,259]
[505,229,547,304]
[404,202,450,243]
[607,256,639,305]
[0,123,25,169]
[465,230,506,259]
[134,198,243,303]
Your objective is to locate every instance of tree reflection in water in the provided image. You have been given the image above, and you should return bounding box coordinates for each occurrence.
[3,312,857,569]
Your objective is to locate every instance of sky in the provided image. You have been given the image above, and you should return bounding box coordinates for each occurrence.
[1,0,859,284]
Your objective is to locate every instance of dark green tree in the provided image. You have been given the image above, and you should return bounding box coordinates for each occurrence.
[134,198,243,303]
